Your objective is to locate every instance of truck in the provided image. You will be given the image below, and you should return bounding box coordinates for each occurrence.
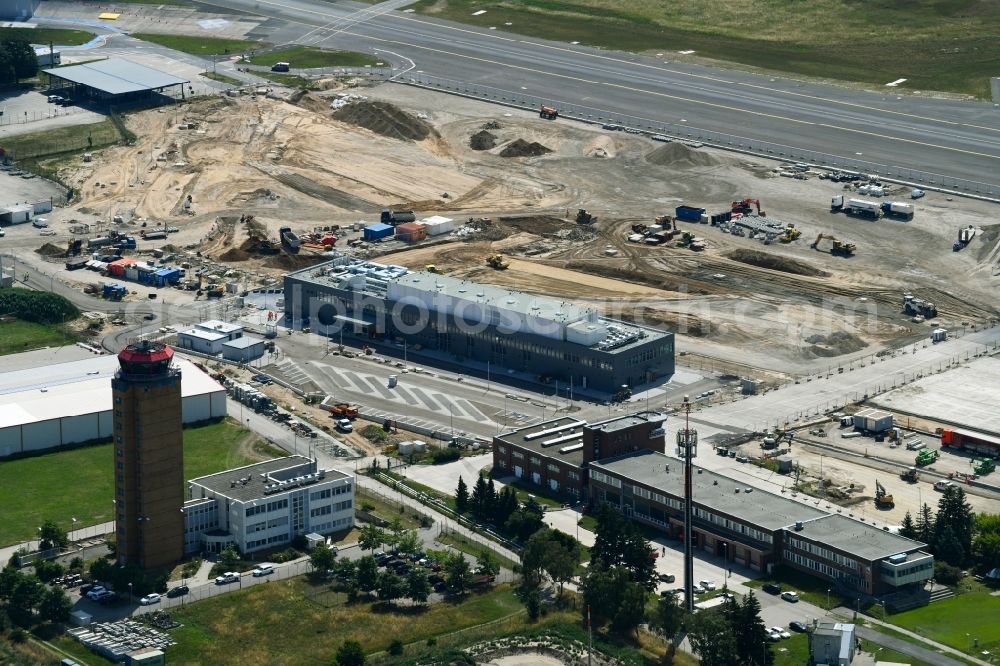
[141,230,167,241]
[88,236,117,249]
[115,236,137,250]
[941,427,1000,458]
[65,257,88,270]
[380,209,416,225]
[953,225,976,251]
[326,403,359,419]
[831,195,882,219]
[880,201,914,220]
[675,205,706,222]
[915,449,939,467]
[279,226,300,250]
[974,458,995,475]
[539,105,558,120]
[900,467,919,482]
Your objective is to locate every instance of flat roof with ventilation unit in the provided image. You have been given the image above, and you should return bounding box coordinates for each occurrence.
[559,443,584,454]
[541,431,583,447]
[524,420,585,441]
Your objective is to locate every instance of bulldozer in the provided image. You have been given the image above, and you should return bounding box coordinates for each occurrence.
[426,264,441,274]
[874,480,894,508]
[485,254,509,270]
[900,466,920,483]
[576,209,597,225]
[811,233,856,257]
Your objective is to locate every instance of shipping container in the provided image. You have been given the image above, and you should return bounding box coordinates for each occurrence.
[421,215,455,236]
[394,222,427,243]
[853,408,893,434]
[363,223,395,241]
[941,428,1000,458]
[675,205,706,221]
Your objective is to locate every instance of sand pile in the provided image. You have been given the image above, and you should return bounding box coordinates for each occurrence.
[725,249,829,277]
[469,130,497,150]
[332,101,437,141]
[805,331,868,357]
[36,243,66,257]
[645,141,722,168]
[499,139,552,158]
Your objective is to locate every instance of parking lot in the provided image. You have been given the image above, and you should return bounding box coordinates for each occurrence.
[0,167,66,205]
[0,89,105,139]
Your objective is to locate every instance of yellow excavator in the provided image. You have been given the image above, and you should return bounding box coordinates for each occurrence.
[875,480,894,508]
[485,254,509,270]
[811,233,856,257]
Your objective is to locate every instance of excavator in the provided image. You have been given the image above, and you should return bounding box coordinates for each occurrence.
[811,233,856,257]
[732,198,765,216]
[576,209,597,225]
[485,254,509,270]
[875,480,894,508]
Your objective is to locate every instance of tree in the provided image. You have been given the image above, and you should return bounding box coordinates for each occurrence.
[69,557,84,572]
[88,557,113,583]
[219,545,241,571]
[504,504,544,541]
[936,485,974,565]
[38,520,68,551]
[309,543,336,574]
[39,587,72,624]
[359,524,385,554]
[935,523,965,566]
[357,556,379,592]
[377,571,406,602]
[523,528,580,597]
[455,476,469,514]
[686,608,738,666]
[33,560,64,583]
[972,514,1000,571]
[475,550,500,578]
[445,553,473,595]
[386,517,404,553]
[590,505,655,588]
[581,566,629,626]
[484,478,498,521]
[734,592,773,666]
[651,591,684,638]
[899,511,917,540]
[470,476,488,518]
[494,487,519,526]
[0,37,37,83]
[331,558,358,583]
[0,567,25,600]
[611,582,646,636]
[335,639,366,666]
[915,503,935,545]
[406,567,431,604]
[396,530,422,556]
[9,576,45,627]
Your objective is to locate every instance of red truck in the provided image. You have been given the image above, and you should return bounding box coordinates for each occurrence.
[941,428,1000,458]
[539,105,558,120]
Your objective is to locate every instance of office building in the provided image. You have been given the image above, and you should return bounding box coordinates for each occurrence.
[183,456,354,555]
[112,341,184,569]
[283,255,674,392]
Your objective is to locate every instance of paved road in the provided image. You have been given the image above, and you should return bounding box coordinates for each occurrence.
[183,0,1000,188]
[855,624,981,666]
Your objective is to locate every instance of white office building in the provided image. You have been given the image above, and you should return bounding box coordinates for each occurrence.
[183,456,354,555]
[176,320,245,356]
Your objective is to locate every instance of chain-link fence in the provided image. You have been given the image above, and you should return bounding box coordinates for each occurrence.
[391,72,1000,200]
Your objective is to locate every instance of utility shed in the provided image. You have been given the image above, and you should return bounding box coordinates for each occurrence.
[221,336,266,363]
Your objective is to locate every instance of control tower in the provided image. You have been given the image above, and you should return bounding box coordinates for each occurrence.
[111,341,184,569]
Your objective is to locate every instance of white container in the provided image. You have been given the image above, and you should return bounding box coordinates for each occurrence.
[397,440,414,455]
[413,440,427,453]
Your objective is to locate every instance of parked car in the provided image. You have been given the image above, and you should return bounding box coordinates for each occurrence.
[85,586,108,600]
[166,585,189,598]
[699,580,717,591]
[215,572,239,585]
[658,573,676,583]
[769,626,791,639]
[781,591,800,603]
[252,565,274,577]
[139,593,161,606]
[47,95,62,103]
[789,620,808,633]
[336,418,353,433]
[762,582,782,595]
[98,592,120,606]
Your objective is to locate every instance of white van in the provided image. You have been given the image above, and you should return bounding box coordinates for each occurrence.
[252,564,274,577]
[32,217,49,228]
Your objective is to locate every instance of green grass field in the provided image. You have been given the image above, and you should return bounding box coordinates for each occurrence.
[0,27,96,46]
[0,419,277,547]
[407,0,999,97]
[244,46,380,69]
[0,320,76,356]
[163,578,522,663]
[887,584,1000,654]
[131,33,269,56]
[252,71,314,88]
[0,119,120,162]
[201,71,244,87]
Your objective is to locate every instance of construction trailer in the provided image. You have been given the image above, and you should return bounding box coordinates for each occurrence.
[941,428,1000,458]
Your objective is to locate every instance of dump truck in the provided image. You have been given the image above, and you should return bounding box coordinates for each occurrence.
[326,403,359,419]
[915,449,939,467]
[874,480,894,509]
[880,201,915,220]
[380,209,416,225]
[539,105,558,120]
[953,225,976,251]
[279,226,300,250]
[485,254,509,270]
[141,230,167,241]
[900,467,919,483]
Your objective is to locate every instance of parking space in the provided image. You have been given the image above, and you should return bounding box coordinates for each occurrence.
[0,89,105,138]
[0,168,67,207]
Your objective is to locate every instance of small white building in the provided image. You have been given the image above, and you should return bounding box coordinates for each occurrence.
[183,456,354,555]
[810,622,856,666]
[176,327,228,355]
[196,320,243,341]
[0,204,34,225]
[221,336,266,363]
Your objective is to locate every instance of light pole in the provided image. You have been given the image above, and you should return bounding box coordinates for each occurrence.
[128,582,133,606]
[826,588,831,609]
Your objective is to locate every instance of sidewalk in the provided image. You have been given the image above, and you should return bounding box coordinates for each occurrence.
[0,521,114,568]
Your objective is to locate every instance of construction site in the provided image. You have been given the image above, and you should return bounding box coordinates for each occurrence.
[11,79,1000,381]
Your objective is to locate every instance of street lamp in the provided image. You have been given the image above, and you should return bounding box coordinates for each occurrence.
[128,582,133,606]
[827,588,831,609]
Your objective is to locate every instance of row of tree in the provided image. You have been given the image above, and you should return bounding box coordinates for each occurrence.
[897,484,990,569]
[0,566,72,629]
[454,475,545,541]
[0,37,38,86]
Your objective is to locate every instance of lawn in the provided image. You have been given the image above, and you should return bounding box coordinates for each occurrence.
[131,33,268,57]
[163,578,522,663]
[252,71,314,88]
[244,46,380,69]
[0,419,277,547]
[887,583,1000,655]
[0,320,76,356]
[0,119,120,162]
[0,27,96,46]
[357,486,428,531]
[744,565,845,610]
[406,0,1000,97]
[436,530,520,571]
[201,71,243,87]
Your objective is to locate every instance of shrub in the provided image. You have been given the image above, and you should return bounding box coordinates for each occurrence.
[934,561,962,585]
[432,448,461,464]
[388,639,404,656]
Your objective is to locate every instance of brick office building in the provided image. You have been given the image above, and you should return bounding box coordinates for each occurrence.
[492,412,667,499]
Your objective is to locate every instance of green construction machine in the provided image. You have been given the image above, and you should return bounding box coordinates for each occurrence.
[974,458,995,476]
[915,449,939,467]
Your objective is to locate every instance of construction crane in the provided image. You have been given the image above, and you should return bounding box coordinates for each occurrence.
[874,480,894,508]
[485,254,509,270]
[811,233,856,257]
[731,198,764,216]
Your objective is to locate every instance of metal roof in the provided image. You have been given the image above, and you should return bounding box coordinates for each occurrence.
[222,336,264,349]
[792,514,928,560]
[43,58,189,95]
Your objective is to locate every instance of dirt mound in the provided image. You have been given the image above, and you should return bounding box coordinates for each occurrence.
[645,142,722,168]
[36,243,65,257]
[499,215,568,235]
[470,130,497,150]
[332,101,437,141]
[804,331,868,357]
[726,249,829,277]
[288,90,331,115]
[219,247,252,262]
[481,120,502,130]
[499,139,552,158]
[263,253,331,270]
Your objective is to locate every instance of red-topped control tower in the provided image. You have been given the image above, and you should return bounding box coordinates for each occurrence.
[112,341,183,569]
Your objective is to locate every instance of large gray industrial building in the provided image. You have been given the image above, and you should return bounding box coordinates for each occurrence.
[283,255,674,392]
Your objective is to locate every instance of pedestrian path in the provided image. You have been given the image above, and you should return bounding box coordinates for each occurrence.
[850,612,991,666]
